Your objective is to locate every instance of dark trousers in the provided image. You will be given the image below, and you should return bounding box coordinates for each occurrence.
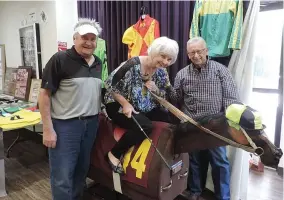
[49,116,99,200]
[188,147,231,200]
[106,102,171,159]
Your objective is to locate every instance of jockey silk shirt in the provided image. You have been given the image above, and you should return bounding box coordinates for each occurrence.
[190,0,243,57]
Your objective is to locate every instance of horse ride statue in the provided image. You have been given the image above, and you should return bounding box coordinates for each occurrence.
[88,95,282,200]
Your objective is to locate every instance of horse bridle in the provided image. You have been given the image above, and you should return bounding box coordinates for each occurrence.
[148,90,264,157]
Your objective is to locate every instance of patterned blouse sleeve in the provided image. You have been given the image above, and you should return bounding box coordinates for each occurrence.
[104,60,134,99]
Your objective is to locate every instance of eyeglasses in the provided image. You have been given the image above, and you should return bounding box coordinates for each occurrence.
[188,49,206,56]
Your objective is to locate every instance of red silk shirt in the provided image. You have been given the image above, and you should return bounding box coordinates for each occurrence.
[122,15,160,58]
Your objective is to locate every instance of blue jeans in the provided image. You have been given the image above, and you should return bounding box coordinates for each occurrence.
[188,147,230,200]
[49,116,99,200]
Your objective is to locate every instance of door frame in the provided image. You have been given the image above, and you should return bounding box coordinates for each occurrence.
[0,44,6,91]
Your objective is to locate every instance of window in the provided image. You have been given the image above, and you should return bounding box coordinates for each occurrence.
[250,9,284,144]
[253,9,283,90]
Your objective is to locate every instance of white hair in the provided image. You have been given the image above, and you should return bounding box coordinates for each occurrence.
[74,18,102,36]
[187,37,207,48]
[147,37,179,65]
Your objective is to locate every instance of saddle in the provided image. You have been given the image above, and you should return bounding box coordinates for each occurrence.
[88,114,189,200]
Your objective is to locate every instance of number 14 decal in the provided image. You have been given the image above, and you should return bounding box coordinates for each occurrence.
[123,139,151,179]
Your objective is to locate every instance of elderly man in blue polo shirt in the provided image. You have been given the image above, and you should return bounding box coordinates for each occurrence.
[39,18,103,200]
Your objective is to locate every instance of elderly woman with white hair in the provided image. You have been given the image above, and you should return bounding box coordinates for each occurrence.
[104,36,179,174]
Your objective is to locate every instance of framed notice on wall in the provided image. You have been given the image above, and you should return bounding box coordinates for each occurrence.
[14,67,32,101]
[58,41,67,51]
[28,79,42,103]
[3,68,17,96]
[19,23,42,79]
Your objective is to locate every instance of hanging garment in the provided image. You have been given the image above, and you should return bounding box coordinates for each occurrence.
[210,55,231,67]
[94,38,109,86]
[122,15,160,58]
[190,0,243,57]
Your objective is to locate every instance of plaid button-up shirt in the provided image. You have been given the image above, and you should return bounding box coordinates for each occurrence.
[168,60,239,120]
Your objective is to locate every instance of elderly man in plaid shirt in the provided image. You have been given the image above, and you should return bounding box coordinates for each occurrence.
[168,37,239,200]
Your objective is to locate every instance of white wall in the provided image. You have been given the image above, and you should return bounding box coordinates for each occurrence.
[0,1,57,68]
[55,0,78,49]
[0,0,78,70]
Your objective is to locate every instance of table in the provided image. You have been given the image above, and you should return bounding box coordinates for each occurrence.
[0,128,6,197]
[0,93,41,196]
[0,124,43,197]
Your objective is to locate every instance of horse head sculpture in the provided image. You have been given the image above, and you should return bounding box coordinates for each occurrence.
[149,92,283,168]
[241,129,283,168]
[174,105,283,168]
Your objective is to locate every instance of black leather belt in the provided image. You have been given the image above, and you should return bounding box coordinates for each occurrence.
[75,115,97,120]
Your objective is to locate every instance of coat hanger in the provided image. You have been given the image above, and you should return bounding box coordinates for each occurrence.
[140,6,147,20]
